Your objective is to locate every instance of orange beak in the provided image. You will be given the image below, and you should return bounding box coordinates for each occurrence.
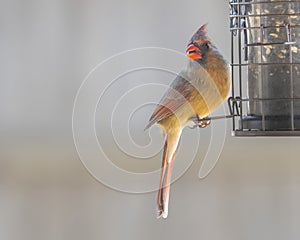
[186,43,202,61]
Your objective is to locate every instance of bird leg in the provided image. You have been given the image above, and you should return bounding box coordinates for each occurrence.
[189,116,211,129]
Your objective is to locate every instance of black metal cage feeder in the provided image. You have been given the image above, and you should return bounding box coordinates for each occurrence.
[229,0,300,136]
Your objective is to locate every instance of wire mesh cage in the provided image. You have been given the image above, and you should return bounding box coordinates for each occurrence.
[229,0,300,136]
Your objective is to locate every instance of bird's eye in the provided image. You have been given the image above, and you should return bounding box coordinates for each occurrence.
[203,43,209,49]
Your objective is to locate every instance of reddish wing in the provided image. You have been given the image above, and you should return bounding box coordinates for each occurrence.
[146,74,196,129]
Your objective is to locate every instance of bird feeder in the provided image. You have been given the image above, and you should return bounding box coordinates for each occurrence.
[229,0,300,136]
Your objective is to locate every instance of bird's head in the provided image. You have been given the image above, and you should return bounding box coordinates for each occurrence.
[186,24,211,64]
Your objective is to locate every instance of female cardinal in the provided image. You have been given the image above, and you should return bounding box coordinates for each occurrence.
[145,24,230,218]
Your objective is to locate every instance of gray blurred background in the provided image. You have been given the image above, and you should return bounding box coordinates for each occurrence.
[1,0,300,239]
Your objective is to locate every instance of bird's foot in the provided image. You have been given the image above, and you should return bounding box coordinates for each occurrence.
[189,116,211,129]
[197,119,211,128]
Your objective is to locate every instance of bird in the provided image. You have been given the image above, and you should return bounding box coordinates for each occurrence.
[145,24,230,219]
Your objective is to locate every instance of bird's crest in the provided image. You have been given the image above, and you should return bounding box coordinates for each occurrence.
[190,23,208,42]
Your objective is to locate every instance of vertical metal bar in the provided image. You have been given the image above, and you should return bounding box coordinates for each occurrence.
[238,1,244,130]
[231,31,236,131]
[259,3,266,131]
[287,18,295,130]
[290,48,295,130]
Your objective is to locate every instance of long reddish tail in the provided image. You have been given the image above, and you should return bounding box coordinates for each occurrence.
[157,129,181,218]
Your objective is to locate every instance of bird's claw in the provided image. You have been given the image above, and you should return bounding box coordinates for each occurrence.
[197,119,211,128]
[189,116,211,129]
